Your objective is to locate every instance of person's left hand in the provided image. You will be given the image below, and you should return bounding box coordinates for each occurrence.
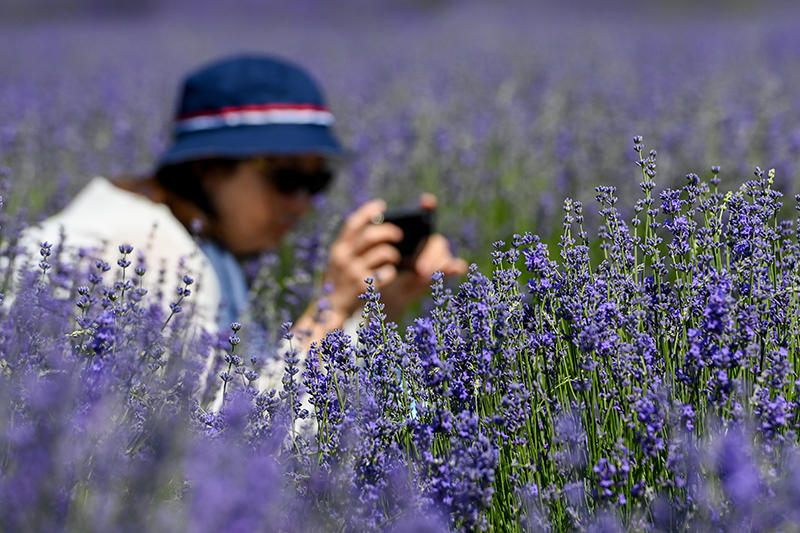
[378,193,468,321]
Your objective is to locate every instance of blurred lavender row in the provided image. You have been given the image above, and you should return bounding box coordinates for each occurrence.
[2,0,800,265]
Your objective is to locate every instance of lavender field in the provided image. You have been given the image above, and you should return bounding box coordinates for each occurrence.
[4,0,800,531]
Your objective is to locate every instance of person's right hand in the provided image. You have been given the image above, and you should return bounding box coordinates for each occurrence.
[322,199,403,323]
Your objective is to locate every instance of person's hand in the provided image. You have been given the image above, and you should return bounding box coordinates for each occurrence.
[322,199,404,323]
[378,193,468,321]
[292,194,467,349]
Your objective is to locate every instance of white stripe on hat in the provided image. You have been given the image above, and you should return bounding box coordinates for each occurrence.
[176,108,334,133]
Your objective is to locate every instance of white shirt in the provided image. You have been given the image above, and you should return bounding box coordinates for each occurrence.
[20,176,221,333]
[20,177,359,417]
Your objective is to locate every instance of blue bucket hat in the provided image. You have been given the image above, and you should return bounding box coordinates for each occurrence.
[157,55,344,168]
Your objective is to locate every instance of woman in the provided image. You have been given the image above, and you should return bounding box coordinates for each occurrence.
[24,54,467,355]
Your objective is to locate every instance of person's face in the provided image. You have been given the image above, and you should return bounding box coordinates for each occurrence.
[204,155,329,256]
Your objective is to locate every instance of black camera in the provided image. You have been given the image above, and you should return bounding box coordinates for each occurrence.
[373,206,434,270]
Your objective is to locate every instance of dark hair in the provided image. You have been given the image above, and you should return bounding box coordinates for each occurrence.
[155,158,240,219]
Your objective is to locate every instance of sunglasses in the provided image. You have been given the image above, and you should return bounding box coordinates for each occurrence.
[251,157,334,196]
[273,167,333,196]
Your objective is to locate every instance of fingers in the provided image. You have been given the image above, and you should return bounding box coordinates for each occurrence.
[414,234,468,277]
[373,263,399,286]
[419,192,438,210]
[337,199,403,255]
[360,243,402,271]
[338,199,386,242]
[353,222,403,256]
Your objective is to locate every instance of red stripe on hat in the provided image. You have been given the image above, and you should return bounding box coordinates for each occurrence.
[178,103,330,121]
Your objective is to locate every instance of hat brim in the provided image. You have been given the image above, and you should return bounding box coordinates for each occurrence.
[157,124,346,169]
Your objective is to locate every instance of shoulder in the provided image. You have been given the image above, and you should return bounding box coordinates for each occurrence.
[20,177,222,331]
[23,177,197,266]
[31,178,185,247]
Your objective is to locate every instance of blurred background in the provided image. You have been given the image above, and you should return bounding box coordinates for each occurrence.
[2,0,800,275]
